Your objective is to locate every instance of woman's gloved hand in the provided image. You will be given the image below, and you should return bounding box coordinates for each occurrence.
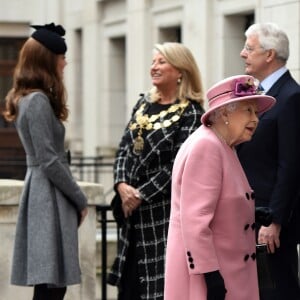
[255,207,273,226]
[204,270,227,300]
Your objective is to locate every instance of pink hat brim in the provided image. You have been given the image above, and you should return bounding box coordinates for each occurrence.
[201,94,276,126]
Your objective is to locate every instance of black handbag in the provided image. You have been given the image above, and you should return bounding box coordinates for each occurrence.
[110,193,125,226]
[256,244,276,291]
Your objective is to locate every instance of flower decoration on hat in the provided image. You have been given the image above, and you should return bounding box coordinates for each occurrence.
[201,74,276,126]
[234,77,259,97]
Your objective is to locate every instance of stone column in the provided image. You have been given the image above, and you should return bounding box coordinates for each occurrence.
[0,179,103,300]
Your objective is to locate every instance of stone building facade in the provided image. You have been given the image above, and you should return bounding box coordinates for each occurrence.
[0,0,299,156]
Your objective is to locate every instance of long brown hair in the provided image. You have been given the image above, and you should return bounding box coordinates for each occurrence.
[3,37,68,122]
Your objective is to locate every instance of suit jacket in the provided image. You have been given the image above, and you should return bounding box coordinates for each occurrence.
[164,126,259,300]
[237,70,300,241]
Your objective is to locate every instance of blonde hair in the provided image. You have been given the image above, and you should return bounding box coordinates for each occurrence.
[3,37,68,122]
[149,42,204,105]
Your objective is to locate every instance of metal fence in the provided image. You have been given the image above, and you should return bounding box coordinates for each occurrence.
[96,204,119,300]
[0,155,117,300]
[70,156,117,300]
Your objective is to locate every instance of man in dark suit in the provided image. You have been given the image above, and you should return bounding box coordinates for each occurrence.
[238,22,300,300]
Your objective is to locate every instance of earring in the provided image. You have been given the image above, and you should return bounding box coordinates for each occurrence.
[177,78,181,84]
[225,121,229,125]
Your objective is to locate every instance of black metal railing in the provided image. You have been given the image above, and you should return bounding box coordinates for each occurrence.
[70,155,114,184]
[71,156,117,300]
[0,155,115,184]
[0,155,117,300]
[96,204,119,300]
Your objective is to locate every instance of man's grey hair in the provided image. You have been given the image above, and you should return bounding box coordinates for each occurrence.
[245,22,289,62]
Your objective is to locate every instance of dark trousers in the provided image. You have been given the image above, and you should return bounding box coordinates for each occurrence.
[259,236,300,300]
[33,284,67,300]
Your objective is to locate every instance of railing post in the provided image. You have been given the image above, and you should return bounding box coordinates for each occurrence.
[97,204,111,300]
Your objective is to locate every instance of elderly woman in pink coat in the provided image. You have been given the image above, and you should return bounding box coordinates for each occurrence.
[164,75,276,300]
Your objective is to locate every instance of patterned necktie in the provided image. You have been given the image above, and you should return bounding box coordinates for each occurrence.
[258,83,265,93]
[258,83,265,94]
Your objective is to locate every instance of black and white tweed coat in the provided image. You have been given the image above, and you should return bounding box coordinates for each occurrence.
[108,94,204,299]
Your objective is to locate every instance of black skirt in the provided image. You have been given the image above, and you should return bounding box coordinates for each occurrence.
[118,228,141,300]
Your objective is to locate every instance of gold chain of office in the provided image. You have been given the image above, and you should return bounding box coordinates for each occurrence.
[129,101,189,155]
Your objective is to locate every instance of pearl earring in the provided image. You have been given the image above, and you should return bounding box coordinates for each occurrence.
[225,121,229,125]
[177,78,181,84]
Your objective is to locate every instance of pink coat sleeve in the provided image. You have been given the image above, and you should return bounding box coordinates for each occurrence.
[174,136,223,274]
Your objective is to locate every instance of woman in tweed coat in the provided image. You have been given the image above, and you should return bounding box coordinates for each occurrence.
[107,42,205,300]
[3,24,88,300]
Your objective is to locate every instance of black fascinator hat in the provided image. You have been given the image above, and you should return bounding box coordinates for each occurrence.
[31,22,67,54]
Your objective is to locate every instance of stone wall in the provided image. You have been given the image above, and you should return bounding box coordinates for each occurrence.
[0,179,103,300]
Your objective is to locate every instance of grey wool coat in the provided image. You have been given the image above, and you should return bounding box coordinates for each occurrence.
[107,94,204,299]
[10,92,87,287]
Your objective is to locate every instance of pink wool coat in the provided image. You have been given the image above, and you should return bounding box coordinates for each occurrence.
[164,125,259,300]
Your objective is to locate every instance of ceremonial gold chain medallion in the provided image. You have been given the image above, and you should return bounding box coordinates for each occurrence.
[129,101,188,155]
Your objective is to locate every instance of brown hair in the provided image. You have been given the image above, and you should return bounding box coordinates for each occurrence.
[3,37,68,122]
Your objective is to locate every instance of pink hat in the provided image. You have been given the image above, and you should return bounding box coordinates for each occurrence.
[201,75,276,126]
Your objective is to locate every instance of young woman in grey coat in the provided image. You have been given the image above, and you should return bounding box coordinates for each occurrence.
[3,23,88,300]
